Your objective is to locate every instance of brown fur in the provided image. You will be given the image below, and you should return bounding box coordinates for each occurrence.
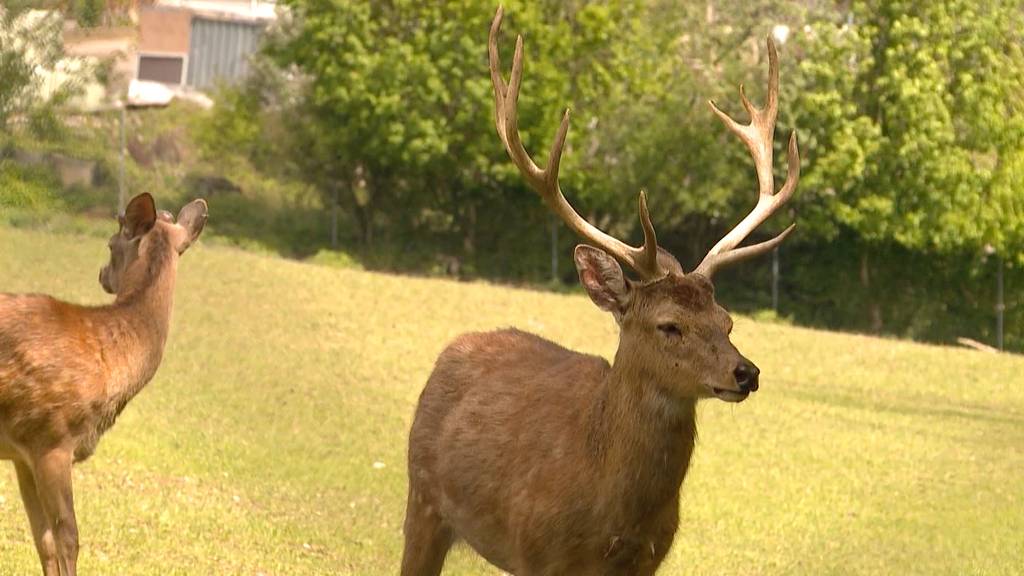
[0,193,206,576]
[403,265,758,576]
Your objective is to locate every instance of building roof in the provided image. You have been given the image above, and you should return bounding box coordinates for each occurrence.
[153,0,277,22]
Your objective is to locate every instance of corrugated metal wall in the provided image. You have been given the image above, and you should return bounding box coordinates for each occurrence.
[186,17,264,90]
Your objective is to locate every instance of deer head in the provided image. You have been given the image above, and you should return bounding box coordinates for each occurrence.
[99,193,208,295]
[489,7,799,403]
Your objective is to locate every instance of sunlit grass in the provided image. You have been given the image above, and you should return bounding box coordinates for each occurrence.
[0,223,1021,575]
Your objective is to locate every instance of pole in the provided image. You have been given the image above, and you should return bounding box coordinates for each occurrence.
[771,246,779,313]
[331,185,339,248]
[118,105,126,213]
[550,215,559,283]
[996,255,1004,351]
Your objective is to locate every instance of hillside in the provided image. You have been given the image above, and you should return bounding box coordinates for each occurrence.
[0,223,1022,575]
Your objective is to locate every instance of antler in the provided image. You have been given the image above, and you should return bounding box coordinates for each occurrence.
[694,37,800,278]
[488,7,665,280]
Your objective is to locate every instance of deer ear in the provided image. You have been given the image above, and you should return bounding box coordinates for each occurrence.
[574,245,629,316]
[123,193,157,240]
[175,199,208,254]
[656,247,684,275]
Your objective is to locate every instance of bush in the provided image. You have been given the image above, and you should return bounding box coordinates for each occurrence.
[0,159,61,212]
[73,0,103,28]
[307,249,363,270]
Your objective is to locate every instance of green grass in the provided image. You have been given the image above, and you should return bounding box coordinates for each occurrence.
[0,222,1022,575]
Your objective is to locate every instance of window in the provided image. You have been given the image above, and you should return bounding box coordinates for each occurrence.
[137,55,186,85]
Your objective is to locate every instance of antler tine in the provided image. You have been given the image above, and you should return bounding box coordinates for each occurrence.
[697,223,795,276]
[488,7,507,132]
[488,7,664,280]
[695,36,800,278]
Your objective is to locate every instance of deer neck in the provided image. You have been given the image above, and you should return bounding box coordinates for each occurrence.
[589,344,698,517]
[101,227,179,404]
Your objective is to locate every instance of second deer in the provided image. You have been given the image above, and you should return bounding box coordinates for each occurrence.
[402,8,800,576]
[0,193,207,576]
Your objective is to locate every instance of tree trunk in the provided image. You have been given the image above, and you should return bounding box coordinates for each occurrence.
[771,247,779,313]
[550,215,559,283]
[351,164,372,249]
[330,184,340,249]
[363,204,374,247]
[350,203,372,248]
[860,250,883,333]
[463,202,477,257]
[996,255,1004,351]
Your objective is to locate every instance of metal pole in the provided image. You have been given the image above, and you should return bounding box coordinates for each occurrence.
[550,215,559,283]
[331,185,339,248]
[996,255,1004,351]
[771,246,780,313]
[118,105,126,213]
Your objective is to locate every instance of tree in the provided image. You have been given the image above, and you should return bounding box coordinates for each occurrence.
[266,0,657,260]
[789,0,1024,329]
[1,8,55,130]
[0,7,88,136]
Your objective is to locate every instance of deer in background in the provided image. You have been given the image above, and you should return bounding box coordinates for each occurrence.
[402,7,799,576]
[0,193,207,576]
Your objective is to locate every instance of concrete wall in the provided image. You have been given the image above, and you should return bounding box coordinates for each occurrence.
[138,7,192,54]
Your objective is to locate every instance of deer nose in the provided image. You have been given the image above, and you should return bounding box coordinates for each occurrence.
[734,360,760,392]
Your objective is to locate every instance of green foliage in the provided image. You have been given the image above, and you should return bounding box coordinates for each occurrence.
[307,248,363,270]
[1,7,92,143]
[0,159,61,212]
[0,10,44,130]
[72,0,103,28]
[718,234,1023,352]
[269,1,539,244]
[750,308,794,325]
[792,0,1024,260]
[192,86,265,171]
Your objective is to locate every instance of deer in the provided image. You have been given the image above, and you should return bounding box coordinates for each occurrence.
[402,7,800,576]
[0,193,207,576]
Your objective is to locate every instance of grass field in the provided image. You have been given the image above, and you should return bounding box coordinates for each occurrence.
[1,222,1022,575]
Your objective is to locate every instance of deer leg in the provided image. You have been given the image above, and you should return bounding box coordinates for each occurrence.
[14,461,60,576]
[32,450,78,576]
[400,489,453,576]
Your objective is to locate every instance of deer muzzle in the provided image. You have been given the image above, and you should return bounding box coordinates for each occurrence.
[99,267,115,294]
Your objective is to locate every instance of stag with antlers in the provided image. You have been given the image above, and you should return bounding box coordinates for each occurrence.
[402,7,800,576]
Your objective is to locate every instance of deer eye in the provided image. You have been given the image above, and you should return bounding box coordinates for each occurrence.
[657,323,683,337]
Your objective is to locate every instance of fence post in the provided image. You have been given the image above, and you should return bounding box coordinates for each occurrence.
[118,104,126,213]
[996,255,1004,351]
[550,215,559,283]
[771,246,779,313]
[331,185,339,248]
